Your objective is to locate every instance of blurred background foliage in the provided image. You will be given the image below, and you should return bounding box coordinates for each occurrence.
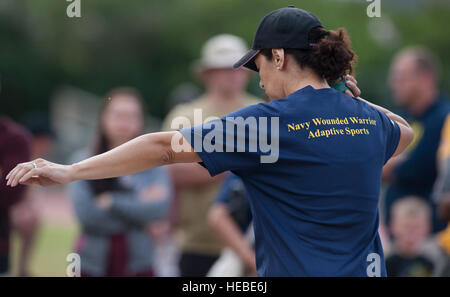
[1,0,450,121]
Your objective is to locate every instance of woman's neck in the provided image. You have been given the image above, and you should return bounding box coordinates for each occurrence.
[283,68,330,97]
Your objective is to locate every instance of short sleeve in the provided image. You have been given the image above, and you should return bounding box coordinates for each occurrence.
[376,109,401,164]
[179,103,278,176]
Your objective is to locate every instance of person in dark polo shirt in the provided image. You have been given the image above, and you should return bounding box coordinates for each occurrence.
[0,116,31,275]
[383,46,450,233]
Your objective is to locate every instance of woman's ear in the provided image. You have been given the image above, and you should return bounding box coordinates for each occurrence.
[271,48,285,70]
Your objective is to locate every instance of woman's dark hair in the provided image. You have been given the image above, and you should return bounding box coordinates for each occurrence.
[89,87,146,196]
[261,27,356,85]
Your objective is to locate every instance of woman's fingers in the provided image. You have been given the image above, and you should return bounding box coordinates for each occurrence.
[6,163,24,185]
[6,158,50,187]
[18,168,43,185]
[345,80,361,97]
[12,166,35,187]
[6,163,23,182]
[6,160,71,187]
[345,74,357,85]
[8,163,32,187]
[344,75,361,97]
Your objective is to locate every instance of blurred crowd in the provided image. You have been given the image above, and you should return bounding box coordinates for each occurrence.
[1,33,450,277]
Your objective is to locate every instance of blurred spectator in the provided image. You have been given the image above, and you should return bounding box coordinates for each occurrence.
[383,46,450,233]
[386,196,434,277]
[68,87,173,277]
[207,173,255,277]
[161,34,261,276]
[10,113,55,276]
[0,116,31,276]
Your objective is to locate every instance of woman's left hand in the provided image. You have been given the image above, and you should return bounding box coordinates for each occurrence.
[6,158,73,187]
[344,75,361,98]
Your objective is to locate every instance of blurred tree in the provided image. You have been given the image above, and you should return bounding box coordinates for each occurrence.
[0,0,449,120]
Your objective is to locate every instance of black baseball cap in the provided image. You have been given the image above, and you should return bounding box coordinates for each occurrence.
[233,6,323,72]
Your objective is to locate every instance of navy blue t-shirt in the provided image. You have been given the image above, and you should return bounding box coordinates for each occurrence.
[180,86,401,276]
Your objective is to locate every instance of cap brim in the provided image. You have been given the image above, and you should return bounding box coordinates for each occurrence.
[233,49,260,72]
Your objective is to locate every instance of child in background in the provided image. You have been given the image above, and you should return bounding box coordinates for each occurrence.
[386,196,434,276]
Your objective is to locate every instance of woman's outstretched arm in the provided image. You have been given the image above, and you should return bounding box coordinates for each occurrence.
[5,131,199,187]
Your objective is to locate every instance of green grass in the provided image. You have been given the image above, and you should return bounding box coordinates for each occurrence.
[11,222,78,277]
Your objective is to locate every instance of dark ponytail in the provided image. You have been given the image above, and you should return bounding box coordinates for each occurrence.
[261,27,356,85]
